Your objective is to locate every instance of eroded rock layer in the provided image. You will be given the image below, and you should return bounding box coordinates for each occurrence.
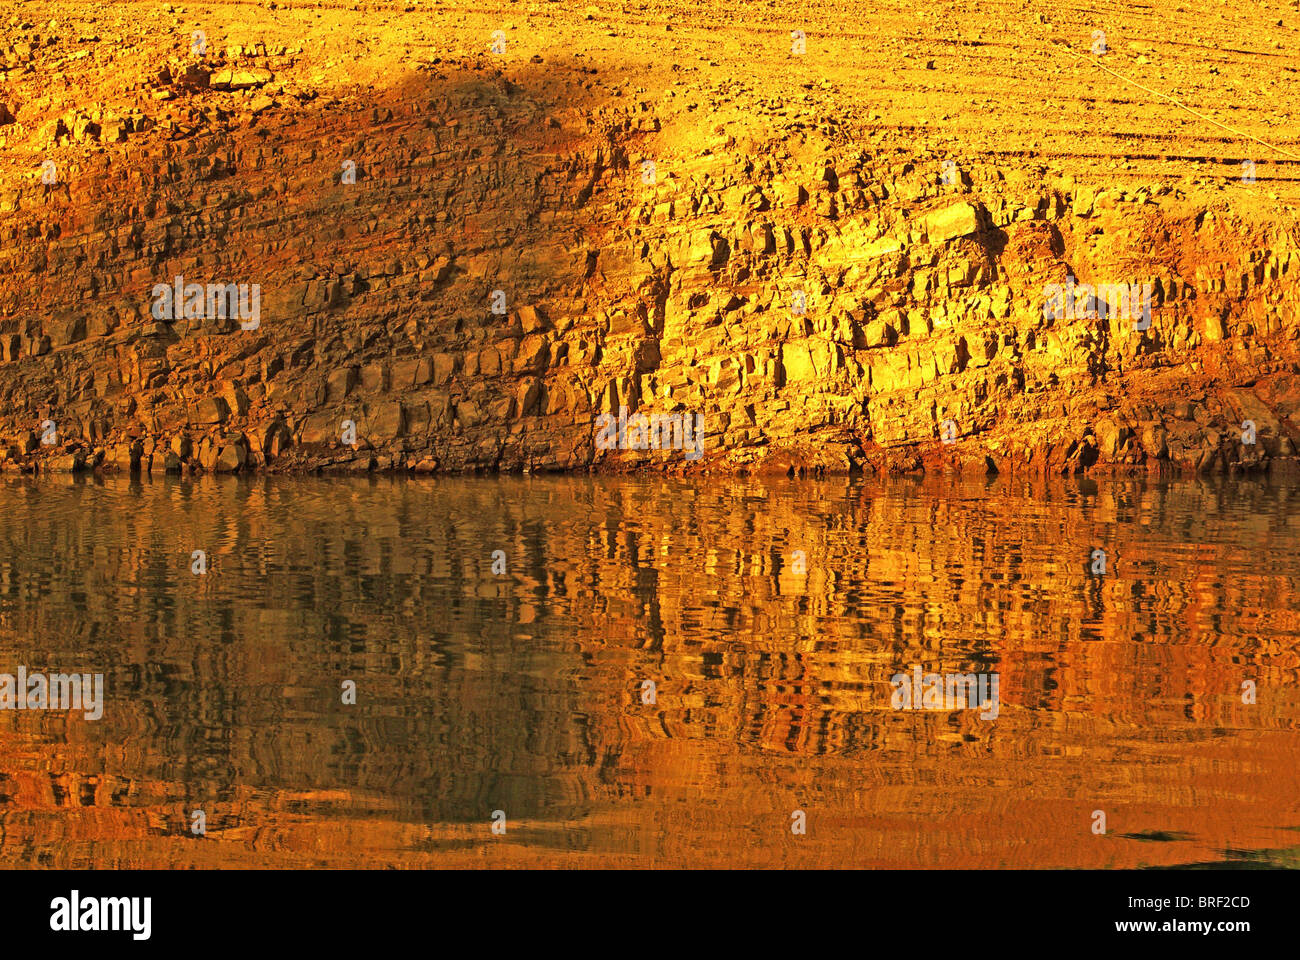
[4,1,1300,476]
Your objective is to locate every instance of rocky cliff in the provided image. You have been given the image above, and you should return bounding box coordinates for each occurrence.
[4,0,1300,477]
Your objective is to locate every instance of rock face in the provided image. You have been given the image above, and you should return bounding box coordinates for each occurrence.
[3,3,1300,478]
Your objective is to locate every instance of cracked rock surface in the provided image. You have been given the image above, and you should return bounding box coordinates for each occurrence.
[3,0,1300,478]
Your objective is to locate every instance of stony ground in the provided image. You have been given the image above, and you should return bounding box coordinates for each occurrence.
[3,0,1300,477]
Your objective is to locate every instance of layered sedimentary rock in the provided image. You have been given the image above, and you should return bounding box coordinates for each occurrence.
[4,1,1300,477]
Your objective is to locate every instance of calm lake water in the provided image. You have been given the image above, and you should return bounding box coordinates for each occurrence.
[0,473,1297,868]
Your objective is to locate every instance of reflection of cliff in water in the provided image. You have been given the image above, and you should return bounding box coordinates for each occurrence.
[0,474,1298,867]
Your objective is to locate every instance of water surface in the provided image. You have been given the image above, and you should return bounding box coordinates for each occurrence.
[0,473,1297,868]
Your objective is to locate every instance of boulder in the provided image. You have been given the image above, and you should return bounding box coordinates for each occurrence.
[923,202,983,243]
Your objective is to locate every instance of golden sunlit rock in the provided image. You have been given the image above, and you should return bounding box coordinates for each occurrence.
[2,2,1300,478]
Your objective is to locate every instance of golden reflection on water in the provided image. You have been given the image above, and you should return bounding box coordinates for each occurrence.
[0,473,1298,868]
